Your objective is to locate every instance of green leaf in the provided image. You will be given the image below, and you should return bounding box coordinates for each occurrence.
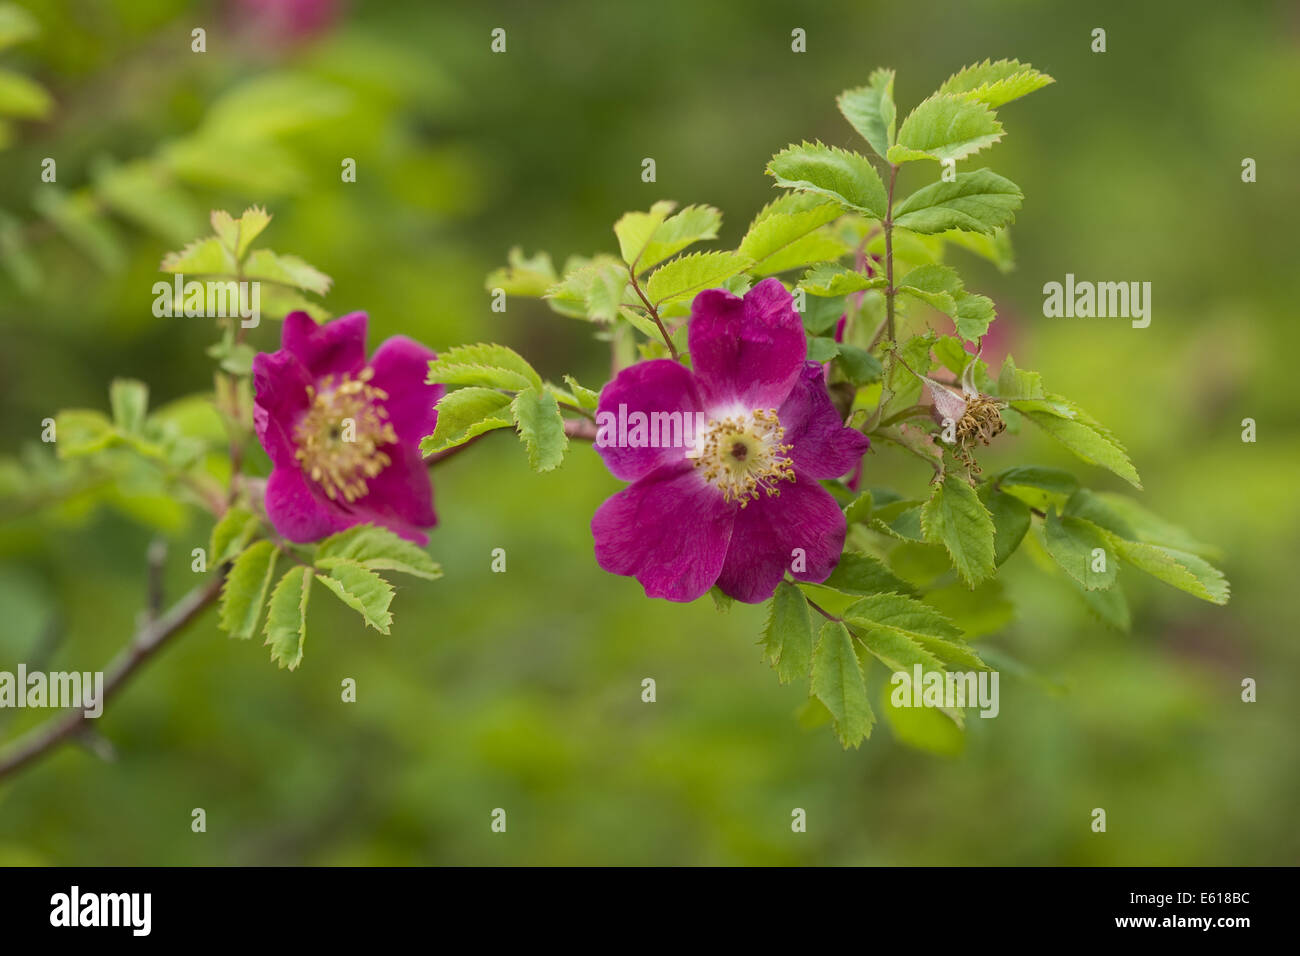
[943,228,1015,272]
[210,505,259,564]
[511,387,567,472]
[613,200,676,267]
[921,475,996,587]
[210,206,272,260]
[1076,492,1220,558]
[426,343,542,391]
[811,621,874,748]
[264,566,312,670]
[835,345,882,385]
[994,355,1044,400]
[766,141,888,218]
[1042,511,1118,591]
[219,540,279,640]
[978,483,1031,566]
[486,247,558,297]
[953,293,995,341]
[937,58,1054,108]
[644,251,752,307]
[844,592,983,673]
[1011,397,1142,488]
[1103,536,1230,605]
[315,560,394,633]
[800,262,885,297]
[888,94,1004,164]
[0,4,41,50]
[242,249,332,296]
[420,386,513,455]
[881,684,966,755]
[562,375,600,411]
[897,263,962,314]
[637,204,722,272]
[761,581,814,684]
[545,257,628,322]
[739,198,846,276]
[0,67,51,118]
[1073,576,1131,632]
[836,68,897,159]
[823,551,916,597]
[108,379,149,435]
[160,236,236,276]
[892,169,1023,235]
[844,491,874,526]
[52,409,114,457]
[315,524,442,581]
[994,465,1079,501]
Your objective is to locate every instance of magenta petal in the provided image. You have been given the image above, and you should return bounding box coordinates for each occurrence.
[356,441,437,538]
[594,359,703,481]
[264,464,345,543]
[714,471,848,603]
[780,361,870,479]
[281,311,367,379]
[688,277,807,410]
[253,350,313,469]
[592,462,734,602]
[369,335,443,443]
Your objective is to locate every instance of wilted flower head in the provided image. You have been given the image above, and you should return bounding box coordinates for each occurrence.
[253,311,442,544]
[921,355,1006,473]
[591,278,869,604]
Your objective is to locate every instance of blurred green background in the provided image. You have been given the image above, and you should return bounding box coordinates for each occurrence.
[1,0,1297,865]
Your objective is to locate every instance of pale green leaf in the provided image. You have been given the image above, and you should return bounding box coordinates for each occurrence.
[264,566,312,670]
[485,247,558,297]
[426,343,542,391]
[888,94,1004,164]
[921,475,996,587]
[800,262,885,297]
[315,524,442,581]
[637,204,722,272]
[1104,535,1230,605]
[210,505,259,565]
[811,621,874,748]
[836,67,896,159]
[937,58,1054,107]
[315,561,394,633]
[0,68,51,118]
[761,581,814,684]
[766,141,888,218]
[644,251,752,307]
[892,169,1022,235]
[219,540,279,640]
[420,386,513,455]
[512,386,567,472]
[242,248,332,296]
[1042,511,1118,591]
[1011,397,1141,488]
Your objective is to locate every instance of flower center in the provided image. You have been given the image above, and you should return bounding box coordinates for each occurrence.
[688,408,795,506]
[293,367,398,503]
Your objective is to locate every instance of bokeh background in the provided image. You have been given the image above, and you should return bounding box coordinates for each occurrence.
[1,0,1297,864]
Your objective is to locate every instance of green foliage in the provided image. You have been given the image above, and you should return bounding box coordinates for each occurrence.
[511,387,568,472]
[761,581,814,685]
[810,621,874,748]
[159,207,332,321]
[219,540,279,640]
[892,170,1023,236]
[836,68,897,159]
[888,94,1003,164]
[265,566,312,671]
[315,561,395,634]
[766,142,887,218]
[936,58,1055,108]
[921,476,996,587]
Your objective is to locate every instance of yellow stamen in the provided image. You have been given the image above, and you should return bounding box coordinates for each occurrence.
[293,366,397,503]
[687,408,795,506]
